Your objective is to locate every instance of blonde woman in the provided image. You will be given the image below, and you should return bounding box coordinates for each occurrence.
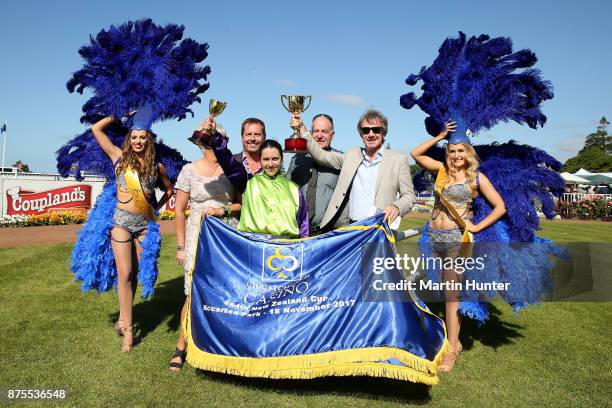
[410,121,506,371]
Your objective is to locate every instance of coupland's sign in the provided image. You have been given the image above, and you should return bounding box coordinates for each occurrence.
[6,185,92,215]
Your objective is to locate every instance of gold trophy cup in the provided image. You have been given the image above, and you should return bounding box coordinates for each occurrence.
[189,99,227,146]
[209,99,227,117]
[281,95,311,153]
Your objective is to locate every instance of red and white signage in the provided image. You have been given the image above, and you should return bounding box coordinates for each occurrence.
[165,194,177,212]
[6,185,92,215]
[164,195,191,212]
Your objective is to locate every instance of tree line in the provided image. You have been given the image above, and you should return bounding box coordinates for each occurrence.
[563,117,612,173]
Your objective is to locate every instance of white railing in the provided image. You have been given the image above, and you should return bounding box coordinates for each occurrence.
[562,193,612,203]
[0,169,107,182]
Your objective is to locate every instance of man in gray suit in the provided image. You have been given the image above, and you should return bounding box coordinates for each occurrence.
[291,109,415,230]
[287,114,347,233]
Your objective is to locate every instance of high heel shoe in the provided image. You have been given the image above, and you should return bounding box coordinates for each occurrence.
[455,342,463,355]
[438,342,463,373]
[114,319,125,337]
[120,325,133,353]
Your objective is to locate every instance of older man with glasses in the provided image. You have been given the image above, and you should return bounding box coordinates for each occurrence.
[291,109,415,230]
[287,114,347,234]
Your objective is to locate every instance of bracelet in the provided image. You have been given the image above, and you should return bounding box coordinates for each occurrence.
[223,203,231,217]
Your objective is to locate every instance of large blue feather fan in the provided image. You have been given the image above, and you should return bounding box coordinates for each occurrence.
[414,142,564,240]
[400,32,553,136]
[56,18,207,182]
[404,33,568,322]
[67,18,210,125]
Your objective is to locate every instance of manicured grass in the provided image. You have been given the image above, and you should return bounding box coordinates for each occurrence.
[1,218,611,407]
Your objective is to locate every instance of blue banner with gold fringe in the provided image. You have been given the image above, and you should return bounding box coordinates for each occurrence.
[184,215,449,384]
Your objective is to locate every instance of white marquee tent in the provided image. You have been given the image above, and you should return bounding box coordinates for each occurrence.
[560,172,593,185]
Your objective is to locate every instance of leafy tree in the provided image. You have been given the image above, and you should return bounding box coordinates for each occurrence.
[581,131,607,152]
[565,117,612,172]
[581,117,612,154]
[597,116,609,134]
[563,147,612,173]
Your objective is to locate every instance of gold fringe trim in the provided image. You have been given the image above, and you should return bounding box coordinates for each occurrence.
[185,338,451,385]
[183,211,453,384]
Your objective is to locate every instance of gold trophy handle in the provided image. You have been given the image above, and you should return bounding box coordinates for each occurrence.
[302,96,311,112]
[281,95,290,112]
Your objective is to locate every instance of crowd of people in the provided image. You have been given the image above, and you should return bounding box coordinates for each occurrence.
[62,25,560,381]
[87,106,507,373]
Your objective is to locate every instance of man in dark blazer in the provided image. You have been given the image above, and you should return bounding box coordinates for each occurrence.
[287,114,348,233]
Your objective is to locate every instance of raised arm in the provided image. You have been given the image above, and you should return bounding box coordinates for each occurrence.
[410,121,456,173]
[198,116,250,192]
[210,133,249,192]
[291,113,345,170]
[91,116,122,163]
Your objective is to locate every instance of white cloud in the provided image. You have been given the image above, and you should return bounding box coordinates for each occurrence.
[324,94,366,107]
[556,134,586,154]
[276,79,299,88]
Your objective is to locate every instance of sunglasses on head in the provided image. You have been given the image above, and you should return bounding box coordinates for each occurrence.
[360,126,383,135]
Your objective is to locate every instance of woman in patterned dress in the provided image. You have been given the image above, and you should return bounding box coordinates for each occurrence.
[169,125,241,370]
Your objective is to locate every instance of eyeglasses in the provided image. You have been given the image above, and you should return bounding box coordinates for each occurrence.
[360,127,383,135]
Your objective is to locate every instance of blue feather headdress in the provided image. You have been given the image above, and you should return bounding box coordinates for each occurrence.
[400,32,553,142]
[67,18,210,126]
[57,18,210,181]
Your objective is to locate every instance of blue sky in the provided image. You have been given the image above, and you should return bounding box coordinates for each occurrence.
[1,0,611,172]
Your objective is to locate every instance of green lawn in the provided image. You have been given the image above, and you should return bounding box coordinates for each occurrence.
[1,219,611,407]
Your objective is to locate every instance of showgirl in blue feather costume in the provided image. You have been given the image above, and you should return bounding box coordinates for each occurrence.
[402,32,566,371]
[56,19,210,352]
